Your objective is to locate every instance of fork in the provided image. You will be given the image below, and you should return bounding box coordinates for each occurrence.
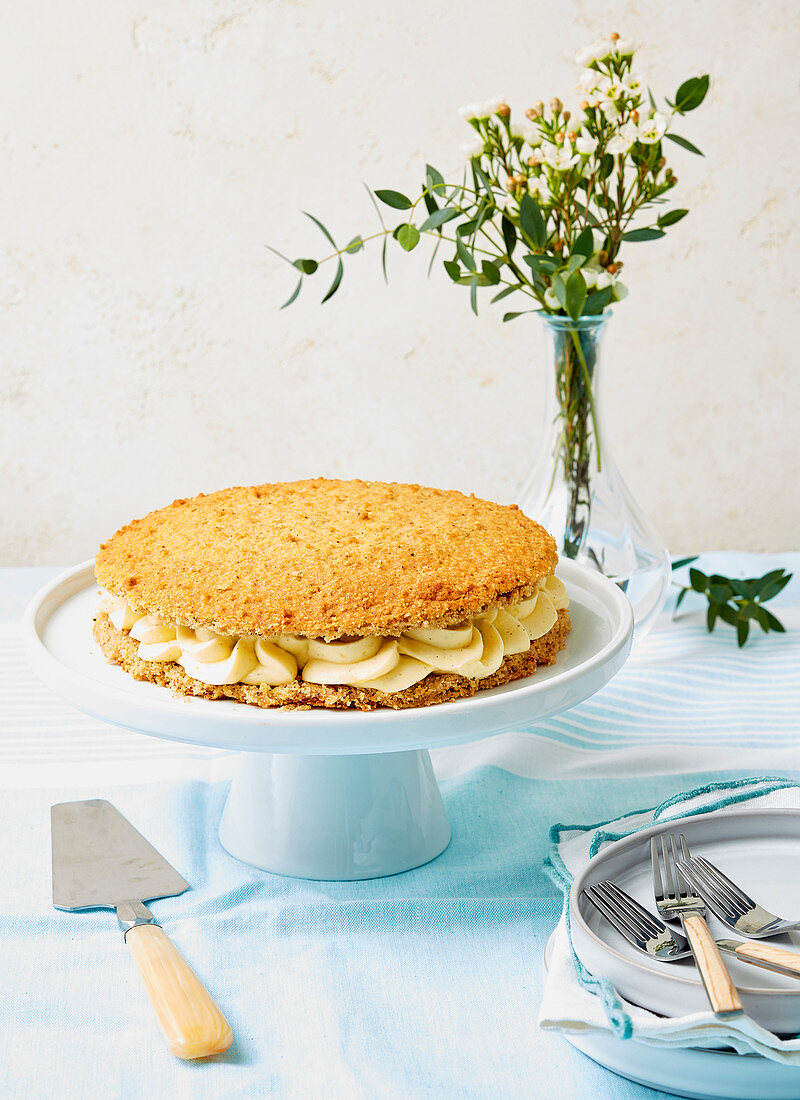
[651,832,743,1017]
[676,840,800,938]
[584,879,800,978]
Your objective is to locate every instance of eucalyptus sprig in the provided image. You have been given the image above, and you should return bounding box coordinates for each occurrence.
[272,33,709,321]
[673,558,793,647]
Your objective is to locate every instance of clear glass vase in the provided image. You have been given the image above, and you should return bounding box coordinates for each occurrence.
[518,312,670,642]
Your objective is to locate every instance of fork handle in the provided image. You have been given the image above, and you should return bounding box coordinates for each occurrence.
[734,940,800,976]
[682,914,744,1017]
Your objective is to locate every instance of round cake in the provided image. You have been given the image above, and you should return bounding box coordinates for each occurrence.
[93,478,571,710]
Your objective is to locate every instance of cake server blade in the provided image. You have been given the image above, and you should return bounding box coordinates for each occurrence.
[51,798,189,910]
[51,798,232,1059]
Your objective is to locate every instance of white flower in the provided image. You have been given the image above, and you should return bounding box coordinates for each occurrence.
[512,122,541,146]
[606,120,639,155]
[458,95,507,121]
[594,269,614,289]
[582,266,599,289]
[495,193,512,213]
[576,133,598,155]
[624,72,645,94]
[528,176,550,203]
[637,111,668,144]
[544,287,561,309]
[601,101,621,123]
[578,69,610,94]
[614,38,636,56]
[542,141,579,171]
[462,137,485,159]
[575,38,615,66]
[613,281,629,301]
[598,77,628,102]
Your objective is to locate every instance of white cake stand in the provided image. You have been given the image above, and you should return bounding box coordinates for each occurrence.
[23,560,632,881]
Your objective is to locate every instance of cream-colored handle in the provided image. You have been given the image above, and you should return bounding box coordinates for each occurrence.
[126,924,233,1059]
[735,940,800,975]
[682,913,743,1017]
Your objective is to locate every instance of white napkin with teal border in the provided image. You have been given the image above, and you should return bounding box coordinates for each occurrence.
[539,776,800,1064]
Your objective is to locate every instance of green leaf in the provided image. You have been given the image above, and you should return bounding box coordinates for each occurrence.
[737,618,750,647]
[473,162,494,198]
[303,211,337,247]
[443,259,461,282]
[657,209,689,228]
[708,582,732,605]
[345,235,364,254]
[689,568,707,592]
[583,286,614,315]
[759,572,792,602]
[481,260,501,285]
[280,276,303,310]
[523,254,557,274]
[648,87,657,112]
[470,276,479,316]
[565,253,586,276]
[374,189,413,210]
[422,188,438,216]
[754,605,770,632]
[456,235,476,271]
[664,133,704,156]
[715,603,735,626]
[503,310,536,322]
[490,283,522,303]
[456,218,478,237]
[764,609,786,633]
[381,235,388,283]
[321,258,344,303]
[600,154,615,179]
[672,556,699,570]
[420,207,459,232]
[573,226,594,260]
[706,602,718,632]
[675,587,689,610]
[565,269,587,321]
[425,164,446,193]
[550,273,567,309]
[293,258,318,274]
[622,227,666,242]
[502,216,517,258]
[393,223,420,251]
[519,193,546,251]
[674,75,710,113]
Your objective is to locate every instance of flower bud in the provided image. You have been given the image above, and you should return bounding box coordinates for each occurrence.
[556,131,564,144]
[606,262,619,275]
[610,32,620,41]
[598,250,609,266]
[563,110,571,123]
[580,100,590,111]
[553,238,564,252]
[550,97,563,115]
[658,156,666,169]
[527,155,540,166]
[669,176,678,186]
[497,103,511,118]
[631,109,639,124]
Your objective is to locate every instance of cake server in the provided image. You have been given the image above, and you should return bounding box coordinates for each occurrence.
[51,798,232,1059]
[585,880,800,979]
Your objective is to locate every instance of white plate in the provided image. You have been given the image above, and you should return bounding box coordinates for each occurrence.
[22,558,632,755]
[571,809,800,1033]
[544,932,800,1100]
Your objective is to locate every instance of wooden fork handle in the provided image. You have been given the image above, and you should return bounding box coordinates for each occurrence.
[126,924,233,1059]
[682,913,744,1017]
[735,940,800,976]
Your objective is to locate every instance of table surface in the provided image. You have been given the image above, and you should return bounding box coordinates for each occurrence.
[2,553,799,1100]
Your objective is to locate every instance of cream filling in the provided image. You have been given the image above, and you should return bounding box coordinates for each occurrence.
[98,575,568,694]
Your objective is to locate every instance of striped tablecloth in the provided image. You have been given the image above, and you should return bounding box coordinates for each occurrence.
[2,553,798,1099]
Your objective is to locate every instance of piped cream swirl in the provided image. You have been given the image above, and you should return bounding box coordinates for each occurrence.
[98,576,568,694]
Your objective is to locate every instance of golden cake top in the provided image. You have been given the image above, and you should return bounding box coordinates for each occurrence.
[94,478,558,639]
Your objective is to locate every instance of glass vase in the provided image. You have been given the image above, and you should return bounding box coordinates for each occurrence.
[518,312,670,642]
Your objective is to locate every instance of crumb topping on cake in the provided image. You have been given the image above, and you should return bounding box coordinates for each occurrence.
[94,479,559,639]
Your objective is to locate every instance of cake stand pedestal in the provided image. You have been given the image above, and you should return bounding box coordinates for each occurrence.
[24,560,632,881]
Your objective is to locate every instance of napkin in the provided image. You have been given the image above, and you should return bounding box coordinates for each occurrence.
[539,776,800,1064]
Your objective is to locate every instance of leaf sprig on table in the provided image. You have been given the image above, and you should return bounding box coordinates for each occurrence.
[672,558,792,647]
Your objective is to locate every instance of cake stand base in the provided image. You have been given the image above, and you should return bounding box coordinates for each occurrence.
[217,749,451,880]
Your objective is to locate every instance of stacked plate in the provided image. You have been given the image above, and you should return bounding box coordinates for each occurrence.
[554,808,800,1099]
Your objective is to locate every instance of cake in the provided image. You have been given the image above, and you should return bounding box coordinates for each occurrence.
[93,479,571,710]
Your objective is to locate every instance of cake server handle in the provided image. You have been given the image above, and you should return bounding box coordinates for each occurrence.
[118,901,232,1059]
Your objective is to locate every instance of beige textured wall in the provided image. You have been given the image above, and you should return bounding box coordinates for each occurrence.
[3,0,799,563]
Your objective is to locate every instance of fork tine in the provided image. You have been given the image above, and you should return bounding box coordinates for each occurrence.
[600,880,665,937]
[594,882,657,940]
[695,855,757,911]
[669,834,689,899]
[679,833,692,861]
[584,886,643,945]
[660,835,678,900]
[692,858,748,915]
[588,884,647,940]
[650,837,664,900]
[679,859,738,921]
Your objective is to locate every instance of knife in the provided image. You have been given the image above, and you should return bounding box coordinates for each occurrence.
[51,798,232,1059]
